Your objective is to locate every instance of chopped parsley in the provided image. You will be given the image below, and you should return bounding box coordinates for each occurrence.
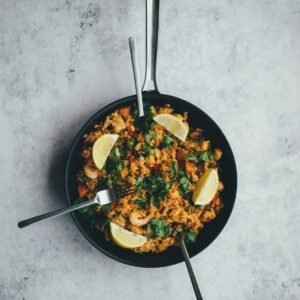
[131,104,139,117]
[145,130,157,143]
[198,150,213,162]
[143,102,154,131]
[177,170,191,195]
[143,143,154,156]
[185,231,198,244]
[76,199,111,228]
[142,129,157,156]
[185,150,214,162]
[104,145,126,184]
[127,137,136,152]
[105,156,125,173]
[184,153,198,161]
[131,102,153,128]
[136,176,143,192]
[100,204,111,215]
[147,219,171,238]
[137,175,170,207]
[136,198,147,209]
[169,160,178,178]
[179,176,190,195]
[110,144,126,160]
[161,134,173,148]
[132,101,154,130]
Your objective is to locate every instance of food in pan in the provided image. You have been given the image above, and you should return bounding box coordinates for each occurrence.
[76,103,224,253]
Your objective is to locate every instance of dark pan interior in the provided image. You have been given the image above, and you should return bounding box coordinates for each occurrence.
[65,92,237,268]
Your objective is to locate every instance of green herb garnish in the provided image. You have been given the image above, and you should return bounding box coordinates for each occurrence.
[136,177,143,192]
[136,198,147,209]
[100,204,111,215]
[185,151,214,162]
[127,137,136,152]
[137,175,170,207]
[177,170,191,195]
[104,145,126,184]
[185,231,198,244]
[145,130,157,143]
[147,219,171,238]
[198,151,213,162]
[161,134,173,148]
[179,177,190,195]
[76,199,111,228]
[143,143,154,156]
[185,153,198,161]
[144,102,154,130]
[143,129,157,155]
[169,160,178,178]
[131,104,138,118]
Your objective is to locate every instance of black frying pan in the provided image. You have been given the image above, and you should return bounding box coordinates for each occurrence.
[65,0,237,268]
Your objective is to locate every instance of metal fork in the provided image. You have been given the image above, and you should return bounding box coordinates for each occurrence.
[18,183,134,229]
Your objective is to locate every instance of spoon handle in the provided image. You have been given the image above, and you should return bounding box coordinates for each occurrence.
[18,198,97,228]
[129,37,144,117]
[179,238,203,300]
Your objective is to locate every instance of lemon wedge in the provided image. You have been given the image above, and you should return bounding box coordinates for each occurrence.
[92,134,118,170]
[153,114,189,142]
[110,222,147,249]
[192,169,219,205]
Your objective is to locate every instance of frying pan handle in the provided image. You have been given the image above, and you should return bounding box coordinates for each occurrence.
[142,0,159,93]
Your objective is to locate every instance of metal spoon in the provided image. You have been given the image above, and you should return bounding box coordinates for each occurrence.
[128,37,146,131]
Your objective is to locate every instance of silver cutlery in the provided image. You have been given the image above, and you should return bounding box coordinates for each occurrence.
[129,37,146,131]
[18,183,134,228]
[179,236,203,300]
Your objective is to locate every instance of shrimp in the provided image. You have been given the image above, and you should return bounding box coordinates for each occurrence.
[112,114,126,133]
[214,148,223,161]
[84,165,98,179]
[201,140,210,151]
[129,211,153,227]
[217,181,224,192]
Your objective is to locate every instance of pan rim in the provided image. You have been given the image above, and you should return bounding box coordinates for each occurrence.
[64,92,237,268]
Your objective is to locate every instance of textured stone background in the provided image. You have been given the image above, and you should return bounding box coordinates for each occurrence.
[0,0,299,299]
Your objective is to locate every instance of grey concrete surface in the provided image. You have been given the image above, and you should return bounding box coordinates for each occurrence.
[0,0,300,299]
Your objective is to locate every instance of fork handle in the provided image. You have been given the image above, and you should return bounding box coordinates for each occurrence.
[18,198,97,228]
[179,238,203,300]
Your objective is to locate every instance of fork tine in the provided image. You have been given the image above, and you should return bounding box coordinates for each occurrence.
[117,185,134,193]
[115,190,134,198]
[116,182,133,191]
[114,183,135,198]
[119,182,132,188]
[115,188,135,198]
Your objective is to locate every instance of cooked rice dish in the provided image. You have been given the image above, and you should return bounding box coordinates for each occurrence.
[76,103,224,253]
